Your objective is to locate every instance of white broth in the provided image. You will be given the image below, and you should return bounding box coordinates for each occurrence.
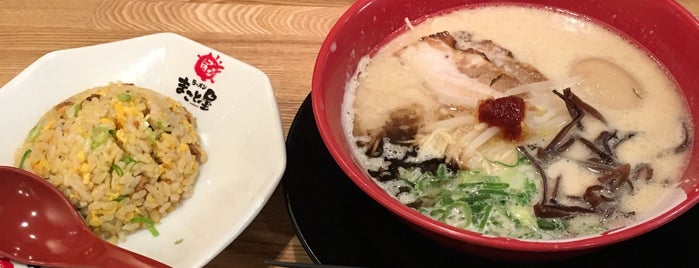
[342,5,692,239]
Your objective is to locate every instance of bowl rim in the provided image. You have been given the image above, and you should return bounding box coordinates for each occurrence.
[312,0,699,252]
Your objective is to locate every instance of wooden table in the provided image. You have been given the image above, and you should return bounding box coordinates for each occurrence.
[1,1,697,267]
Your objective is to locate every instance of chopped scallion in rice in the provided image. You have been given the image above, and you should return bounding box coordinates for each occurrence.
[130,215,159,237]
[18,149,31,169]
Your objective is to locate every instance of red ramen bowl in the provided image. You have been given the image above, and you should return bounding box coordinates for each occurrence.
[312,0,699,261]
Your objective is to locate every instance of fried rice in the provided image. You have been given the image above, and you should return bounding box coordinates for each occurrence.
[14,82,207,242]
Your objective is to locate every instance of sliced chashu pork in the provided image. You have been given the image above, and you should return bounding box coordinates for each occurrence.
[397,31,546,107]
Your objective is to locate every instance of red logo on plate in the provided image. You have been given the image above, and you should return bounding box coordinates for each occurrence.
[194,52,225,83]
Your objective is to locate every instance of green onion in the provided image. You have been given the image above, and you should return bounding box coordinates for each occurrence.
[508,205,536,228]
[398,167,423,185]
[130,215,159,237]
[477,188,509,196]
[18,149,32,169]
[112,164,124,176]
[27,125,41,142]
[513,181,537,205]
[147,225,160,237]
[435,164,449,180]
[113,194,130,202]
[117,92,132,102]
[121,156,134,164]
[487,155,527,168]
[459,182,509,190]
[437,195,455,206]
[119,156,139,171]
[478,205,493,231]
[174,239,184,245]
[537,219,563,230]
[144,128,157,142]
[445,202,471,228]
[459,194,492,203]
[429,209,447,220]
[409,162,543,237]
[156,121,173,132]
[90,127,112,149]
[130,215,154,225]
[73,104,82,117]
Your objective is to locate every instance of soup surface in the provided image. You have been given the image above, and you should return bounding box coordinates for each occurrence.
[343,5,692,239]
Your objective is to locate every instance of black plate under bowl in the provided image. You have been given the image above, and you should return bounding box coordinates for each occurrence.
[281,94,698,268]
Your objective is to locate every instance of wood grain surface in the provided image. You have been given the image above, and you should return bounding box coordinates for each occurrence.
[1,1,697,267]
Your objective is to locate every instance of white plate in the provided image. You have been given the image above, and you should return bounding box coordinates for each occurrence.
[0,33,286,267]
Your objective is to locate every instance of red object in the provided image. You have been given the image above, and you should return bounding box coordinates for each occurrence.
[0,166,171,267]
[478,96,525,140]
[194,52,225,83]
[0,257,14,268]
[312,0,699,261]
